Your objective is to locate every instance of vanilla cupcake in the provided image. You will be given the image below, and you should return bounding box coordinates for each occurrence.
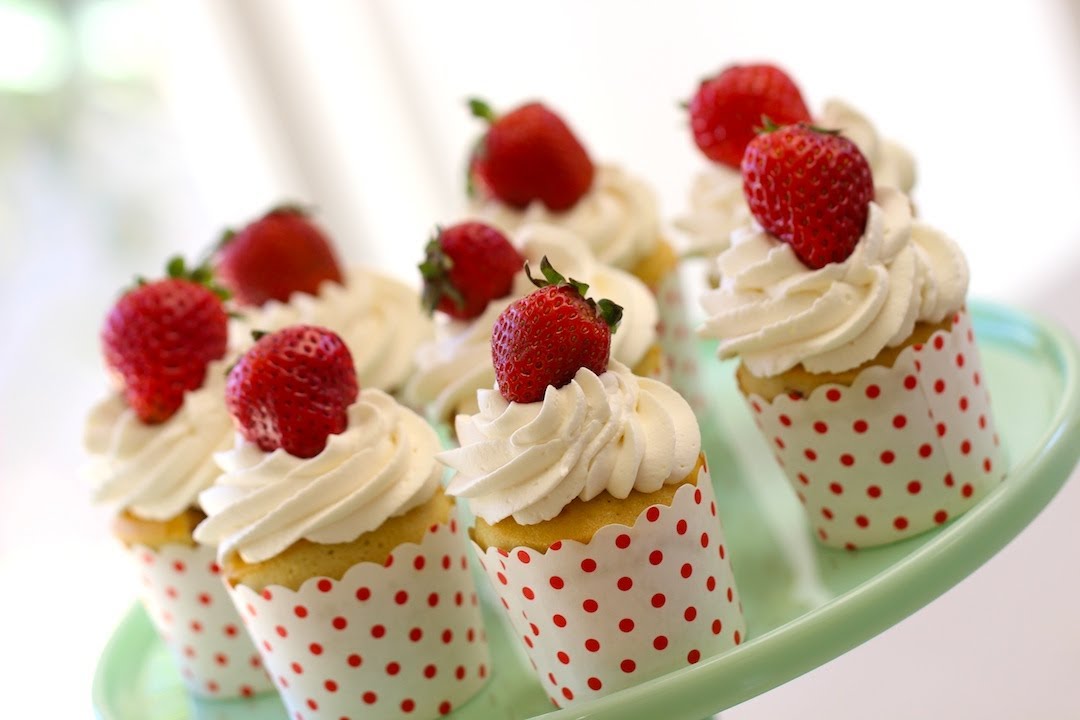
[677,63,916,268]
[86,262,271,699]
[194,325,489,720]
[699,124,1003,549]
[404,222,663,426]
[439,267,744,707]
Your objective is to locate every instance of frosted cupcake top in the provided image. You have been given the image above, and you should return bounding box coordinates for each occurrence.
[439,362,701,526]
[194,389,441,564]
[471,164,660,271]
[232,267,432,393]
[677,100,916,258]
[699,187,968,377]
[85,359,233,520]
[403,224,659,423]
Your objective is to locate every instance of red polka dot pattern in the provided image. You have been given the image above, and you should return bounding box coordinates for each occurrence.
[743,310,1004,549]
[475,467,744,707]
[133,542,272,698]
[655,270,706,413]
[228,516,489,719]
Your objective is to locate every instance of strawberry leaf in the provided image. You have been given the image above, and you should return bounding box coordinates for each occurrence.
[467,97,498,123]
[596,298,624,332]
[418,230,466,315]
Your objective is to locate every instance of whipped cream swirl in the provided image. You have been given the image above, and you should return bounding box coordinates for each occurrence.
[699,187,968,377]
[677,99,917,258]
[439,362,701,526]
[194,390,441,564]
[232,267,432,393]
[819,99,915,194]
[472,164,660,271]
[85,359,234,521]
[404,224,658,424]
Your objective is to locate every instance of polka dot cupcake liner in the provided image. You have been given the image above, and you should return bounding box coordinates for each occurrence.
[228,514,490,720]
[656,269,705,412]
[745,309,1005,549]
[130,541,273,698]
[474,465,745,708]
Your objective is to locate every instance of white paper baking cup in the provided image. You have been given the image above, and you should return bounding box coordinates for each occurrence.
[131,541,273,698]
[228,515,490,720]
[656,267,705,413]
[474,465,744,707]
[745,309,1005,549]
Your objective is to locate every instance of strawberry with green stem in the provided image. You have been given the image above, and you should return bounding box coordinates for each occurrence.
[467,98,594,211]
[101,256,230,424]
[687,63,811,169]
[419,221,524,321]
[491,257,622,404]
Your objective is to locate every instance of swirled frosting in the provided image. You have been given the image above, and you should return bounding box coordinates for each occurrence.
[232,267,432,393]
[85,359,233,520]
[677,99,917,257]
[819,99,915,194]
[194,390,441,564]
[439,362,701,526]
[403,224,659,424]
[472,164,660,271]
[699,187,968,377]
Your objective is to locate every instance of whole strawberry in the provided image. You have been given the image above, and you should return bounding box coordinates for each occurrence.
[491,257,622,404]
[225,325,359,459]
[214,204,344,307]
[101,257,229,424]
[419,222,523,320]
[467,98,594,211]
[688,63,811,168]
[742,122,874,269]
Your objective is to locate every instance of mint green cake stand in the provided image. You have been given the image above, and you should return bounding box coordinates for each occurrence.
[94,300,1080,720]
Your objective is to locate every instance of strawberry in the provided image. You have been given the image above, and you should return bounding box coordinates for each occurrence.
[491,257,622,404]
[419,222,523,320]
[688,63,811,168]
[214,204,344,307]
[225,325,359,459]
[741,122,874,269]
[101,257,229,424]
[467,98,594,211]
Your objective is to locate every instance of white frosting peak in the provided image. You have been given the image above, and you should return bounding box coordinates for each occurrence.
[85,358,233,520]
[440,362,700,526]
[194,390,441,564]
[472,164,660,271]
[699,187,968,377]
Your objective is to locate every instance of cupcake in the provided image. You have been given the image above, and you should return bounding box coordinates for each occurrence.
[216,204,431,394]
[465,99,677,292]
[677,63,916,266]
[404,221,663,426]
[193,325,490,720]
[699,123,1004,549]
[85,259,272,699]
[438,264,745,707]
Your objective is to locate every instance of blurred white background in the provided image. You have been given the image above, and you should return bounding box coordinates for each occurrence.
[1,0,1079,717]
